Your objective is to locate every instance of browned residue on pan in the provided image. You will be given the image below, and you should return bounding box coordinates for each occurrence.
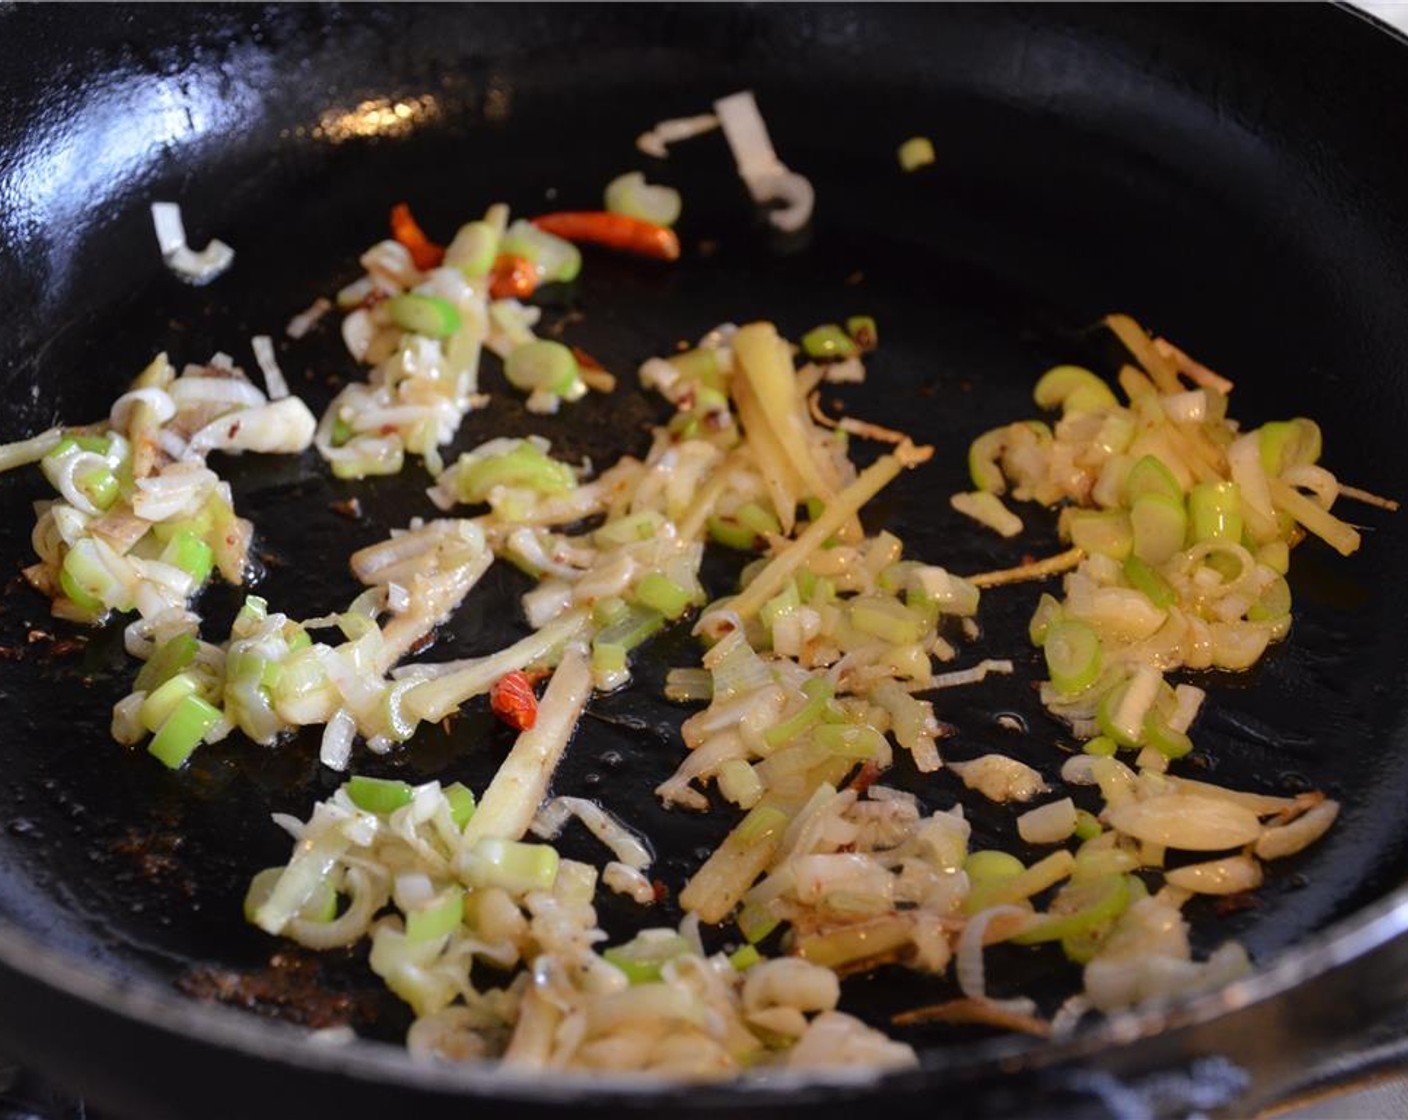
[178,952,383,1030]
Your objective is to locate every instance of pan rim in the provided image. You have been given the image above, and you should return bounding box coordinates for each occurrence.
[1,0,1408,1108]
[1,878,1407,1102]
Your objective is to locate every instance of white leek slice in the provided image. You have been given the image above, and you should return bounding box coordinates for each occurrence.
[151,201,235,285]
[714,91,814,233]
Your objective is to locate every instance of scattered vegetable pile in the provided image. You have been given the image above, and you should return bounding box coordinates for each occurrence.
[0,91,1394,1080]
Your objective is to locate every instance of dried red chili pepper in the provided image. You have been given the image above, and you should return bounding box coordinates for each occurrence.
[389,202,444,270]
[488,254,537,300]
[490,670,538,731]
[531,211,680,261]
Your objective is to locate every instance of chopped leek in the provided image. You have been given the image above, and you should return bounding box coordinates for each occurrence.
[1027,593,1062,645]
[963,849,1024,884]
[951,490,1023,538]
[1122,555,1176,609]
[78,467,119,510]
[1009,874,1132,946]
[760,581,801,633]
[1033,365,1118,414]
[134,633,199,693]
[160,530,214,585]
[1188,481,1243,544]
[762,679,834,748]
[140,672,200,733]
[663,667,714,703]
[148,693,221,769]
[504,340,580,395]
[1062,876,1150,964]
[603,931,692,983]
[736,803,790,847]
[801,324,858,360]
[150,508,213,545]
[346,775,415,814]
[405,885,466,943]
[593,605,666,664]
[680,801,789,923]
[968,427,1009,493]
[708,516,762,551]
[444,220,499,277]
[897,136,936,171]
[604,172,683,228]
[1248,574,1291,622]
[60,542,120,613]
[717,758,763,808]
[1258,418,1322,475]
[1257,538,1291,575]
[964,850,1074,913]
[388,293,462,339]
[593,511,666,547]
[1125,454,1183,502]
[1143,710,1193,760]
[728,944,763,971]
[737,902,781,945]
[1096,680,1144,749]
[592,641,627,676]
[1065,509,1132,561]
[592,597,630,629]
[457,441,576,503]
[1043,620,1102,695]
[845,315,878,351]
[1129,493,1187,565]
[813,723,885,760]
[668,347,726,390]
[463,838,559,893]
[444,782,476,829]
[850,597,922,645]
[46,434,111,459]
[244,866,336,926]
[633,572,694,620]
[736,502,782,538]
[501,219,582,284]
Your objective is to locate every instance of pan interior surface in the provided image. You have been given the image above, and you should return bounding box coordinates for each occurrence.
[3,3,1408,1113]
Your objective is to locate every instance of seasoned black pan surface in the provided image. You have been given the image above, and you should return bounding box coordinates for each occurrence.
[3,5,1408,1118]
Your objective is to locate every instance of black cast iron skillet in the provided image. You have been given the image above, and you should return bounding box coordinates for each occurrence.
[4,4,1408,1117]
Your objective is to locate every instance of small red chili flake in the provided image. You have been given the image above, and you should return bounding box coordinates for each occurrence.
[389,202,445,271]
[848,759,882,795]
[328,498,363,520]
[570,346,605,371]
[488,254,537,300]
[490,670,538,731]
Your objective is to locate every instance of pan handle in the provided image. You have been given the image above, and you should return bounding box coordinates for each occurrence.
[1034,1029,1408,1120]
[1033,1056,1252,1120]
[0,1055,87,1118]
[1254,1013,1408,1118]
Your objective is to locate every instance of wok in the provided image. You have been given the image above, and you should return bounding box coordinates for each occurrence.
[3,3,1408,1117]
